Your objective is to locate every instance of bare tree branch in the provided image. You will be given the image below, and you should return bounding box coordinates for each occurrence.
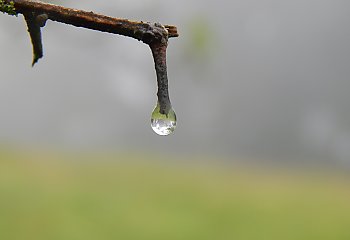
[6,0,179,41]
[1,0,179,132]
[3,0,179,65]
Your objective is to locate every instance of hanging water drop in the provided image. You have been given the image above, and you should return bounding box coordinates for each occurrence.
[151,102,176,136]
[149,37,177,136]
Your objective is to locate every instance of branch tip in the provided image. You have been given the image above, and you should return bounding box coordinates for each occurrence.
[24,12,45,66]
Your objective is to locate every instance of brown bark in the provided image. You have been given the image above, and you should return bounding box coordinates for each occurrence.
[7,0,178,44]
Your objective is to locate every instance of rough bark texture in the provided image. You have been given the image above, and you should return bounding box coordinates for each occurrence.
[6,0,178,44]
[3,0,177,114]
[150,42,172,115]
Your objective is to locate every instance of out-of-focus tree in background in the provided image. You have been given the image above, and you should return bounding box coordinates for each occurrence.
[1,0,350,239]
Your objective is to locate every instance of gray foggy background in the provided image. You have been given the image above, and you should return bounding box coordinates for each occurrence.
[1,0,350,165]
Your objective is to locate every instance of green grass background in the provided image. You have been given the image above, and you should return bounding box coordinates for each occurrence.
[0,149,350,240]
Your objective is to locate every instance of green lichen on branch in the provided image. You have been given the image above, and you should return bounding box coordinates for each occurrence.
[0,0,17,16]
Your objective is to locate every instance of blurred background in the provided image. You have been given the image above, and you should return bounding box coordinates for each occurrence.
[1,0,350,239]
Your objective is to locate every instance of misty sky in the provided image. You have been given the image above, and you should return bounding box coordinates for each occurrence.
[1,0,350,164]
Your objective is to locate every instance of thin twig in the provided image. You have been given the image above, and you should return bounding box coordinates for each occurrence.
[150,42,172,115]
[4,0,178,65]
[7,0,179,43]
[24,12,48,66]
[2,0,179,131]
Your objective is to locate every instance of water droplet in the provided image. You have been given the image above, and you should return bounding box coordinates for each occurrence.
[151,103,176,136]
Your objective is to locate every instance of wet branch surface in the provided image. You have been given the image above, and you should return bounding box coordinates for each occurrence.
[7,0,178,44]
[3,0,178,117]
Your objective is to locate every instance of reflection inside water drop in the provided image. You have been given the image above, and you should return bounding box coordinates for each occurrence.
[151,103,176,136]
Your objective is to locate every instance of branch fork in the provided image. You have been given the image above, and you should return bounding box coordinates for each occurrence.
[2,0,178,125]
[4,0,178,65]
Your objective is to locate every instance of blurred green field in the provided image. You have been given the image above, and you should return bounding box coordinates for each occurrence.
[0,149,350,240]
